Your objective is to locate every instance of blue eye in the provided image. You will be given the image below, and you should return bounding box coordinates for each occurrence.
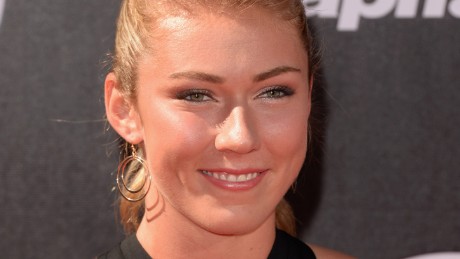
[176,89,214,102]
[258,86,294,99]
[185,93,208,102]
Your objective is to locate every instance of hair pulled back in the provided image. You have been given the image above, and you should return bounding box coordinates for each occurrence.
[111,0,319,236]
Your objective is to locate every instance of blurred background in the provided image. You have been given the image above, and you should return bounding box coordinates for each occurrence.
[0,0,459,258]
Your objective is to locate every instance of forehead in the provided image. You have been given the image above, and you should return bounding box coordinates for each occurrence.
[151,6,302,51]
[138,6,308,77]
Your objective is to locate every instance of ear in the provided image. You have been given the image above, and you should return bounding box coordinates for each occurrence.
[308,76,314,106]
[105,72,144,144]
[308,76,314,95]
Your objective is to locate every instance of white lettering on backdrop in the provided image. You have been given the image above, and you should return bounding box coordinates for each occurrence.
[304,0,460,31]
[0,0,5,29]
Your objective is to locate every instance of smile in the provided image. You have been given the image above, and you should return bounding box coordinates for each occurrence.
[201,170,261,183]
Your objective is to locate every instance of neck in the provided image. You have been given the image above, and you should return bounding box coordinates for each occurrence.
[136,195,276,259]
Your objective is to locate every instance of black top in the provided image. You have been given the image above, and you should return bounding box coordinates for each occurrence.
[98,229,316,259]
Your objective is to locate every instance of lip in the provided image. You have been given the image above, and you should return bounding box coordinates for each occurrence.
[199,168,268,191]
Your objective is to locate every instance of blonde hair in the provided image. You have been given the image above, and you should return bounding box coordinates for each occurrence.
[111,0,319,236]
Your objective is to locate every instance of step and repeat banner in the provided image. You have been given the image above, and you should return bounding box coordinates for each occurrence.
[0,0,459,258]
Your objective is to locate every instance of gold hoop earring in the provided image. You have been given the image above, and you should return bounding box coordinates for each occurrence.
[116,144,151,202]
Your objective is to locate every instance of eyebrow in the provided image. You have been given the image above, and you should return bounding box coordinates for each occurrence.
[169,71,224,84]
[168,66,301,84]
[253,66,301,82]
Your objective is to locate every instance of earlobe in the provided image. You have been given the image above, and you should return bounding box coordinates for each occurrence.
[105,72,144,144]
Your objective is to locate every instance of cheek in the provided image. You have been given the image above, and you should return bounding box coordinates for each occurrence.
[140,104,212,173]
[263,107,309,160]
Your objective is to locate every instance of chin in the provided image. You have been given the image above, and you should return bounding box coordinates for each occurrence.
[196,206,275,236]
[204,222,262,236]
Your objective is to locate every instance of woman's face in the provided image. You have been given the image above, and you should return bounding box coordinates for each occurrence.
[125,8,310,235]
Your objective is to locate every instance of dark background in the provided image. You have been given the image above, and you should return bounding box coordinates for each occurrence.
[0,0,459,258]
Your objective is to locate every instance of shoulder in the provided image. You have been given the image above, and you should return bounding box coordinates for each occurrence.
[96,243,123,259]
[309,244,356,259]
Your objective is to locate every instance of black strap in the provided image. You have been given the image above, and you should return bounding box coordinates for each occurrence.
[97,235,151,259]
[98,229,316,259]
[267,229,317,259]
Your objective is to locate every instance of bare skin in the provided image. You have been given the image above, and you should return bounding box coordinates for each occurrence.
[310,244,357,259]
[106,5,354,259]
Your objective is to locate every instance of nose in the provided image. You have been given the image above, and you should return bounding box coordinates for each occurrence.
[215,106,260,154]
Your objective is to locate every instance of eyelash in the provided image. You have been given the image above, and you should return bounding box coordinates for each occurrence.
[257,86,294,99]
[175,89,214,102]
[175,85,294,103]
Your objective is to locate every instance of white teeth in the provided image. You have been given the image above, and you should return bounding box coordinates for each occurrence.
[202,170,260,183]
[237,175,246,182]
[227,175,237,182]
